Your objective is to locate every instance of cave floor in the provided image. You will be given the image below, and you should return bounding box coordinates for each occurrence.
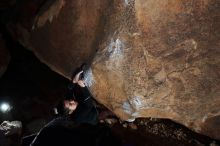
[107,118,220,146]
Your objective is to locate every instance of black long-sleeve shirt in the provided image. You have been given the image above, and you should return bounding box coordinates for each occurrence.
[67,83,98,125]
[30,84,99,146]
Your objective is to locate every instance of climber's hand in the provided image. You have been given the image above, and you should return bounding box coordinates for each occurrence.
[77,80,86,87]
[73,71,83,83]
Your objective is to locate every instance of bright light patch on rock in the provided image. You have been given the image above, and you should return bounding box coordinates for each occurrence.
[108,38,124,59]
[84,68,95,87]
[130,96,144,110]
[124,0,129,5]
[122,101,133,114]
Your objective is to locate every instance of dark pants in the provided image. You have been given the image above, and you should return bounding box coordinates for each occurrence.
[25,118,121,146]
[22,134,37,146]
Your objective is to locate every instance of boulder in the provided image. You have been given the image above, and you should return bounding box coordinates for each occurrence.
[7,0,110,78]
[90,0,220,140]
[4,0,220,140]
[0,121,22,136]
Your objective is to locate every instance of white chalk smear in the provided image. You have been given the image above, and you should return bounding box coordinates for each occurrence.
[124,0,129,5]
[84,68,95,87]
[108,38,124,59]
[122,101,133,114]
[130,96,144,110]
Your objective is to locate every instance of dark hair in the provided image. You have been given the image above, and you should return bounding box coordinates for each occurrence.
[64,89,80,102]
[56,100,70,116]
[55,89,78,115]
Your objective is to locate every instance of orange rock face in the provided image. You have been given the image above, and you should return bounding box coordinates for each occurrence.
[90,0,220,140]
[29,0,110,78]
[0,37,10,78]
[5,0,220,140]
[8,0,110,78]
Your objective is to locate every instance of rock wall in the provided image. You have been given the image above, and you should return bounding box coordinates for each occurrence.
[3,0,220,140]
[90,0,220,140]
[7,0,110,78]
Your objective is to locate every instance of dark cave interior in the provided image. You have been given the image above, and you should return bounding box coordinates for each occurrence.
[0,1,220,146]
[0,32,69,134]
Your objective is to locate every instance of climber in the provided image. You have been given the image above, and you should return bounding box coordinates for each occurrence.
[29,67,121,146]
[29,68,98,146]
[55,68,98,125]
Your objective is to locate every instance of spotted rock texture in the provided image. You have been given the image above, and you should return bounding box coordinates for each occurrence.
[4,0,220,140]
[0,37,10,78]
[90,0,220,140]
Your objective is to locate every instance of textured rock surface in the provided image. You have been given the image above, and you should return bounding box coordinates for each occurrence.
[7,0,110,78]
[3,0,220,140]
[0,37,10,78]
[90,0,220,140]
